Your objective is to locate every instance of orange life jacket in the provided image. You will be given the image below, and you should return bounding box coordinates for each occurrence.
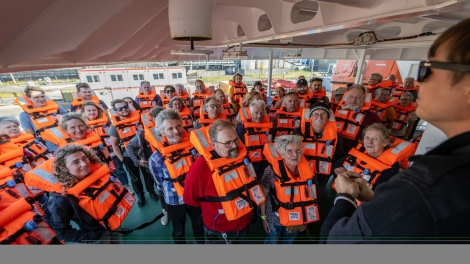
[342,138,416,186]
[10,133,53,167]
[87,114,112,147]
[229,80,247,103]
[269,96,282,119]
[176,92,191,107]
[177,107,194,132]
[391,86,419,98]
[220,98,237,123]
[24,159,135,231]
[390,103,417,132]
[300,109,338,176]
[275,106,303,137]
[108,108,143,148]
[145,129,196,197]
[334,92,372,140]
[190,126,266,221]
[136,86,157,111]
[159,90,172,109]
[239,107,272,162]
[141,111,155,129]
[369,97,399,120]
[14,95,61,140]
[71,91,101,111]
[197,112,228,127]
[0,140,34,183]
[191,91,209,119]
[263,143,319,226]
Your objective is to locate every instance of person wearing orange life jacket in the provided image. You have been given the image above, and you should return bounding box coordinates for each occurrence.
[228,72,248,107]
[0,165,62,245]
[370,88,398,129]
[236,99,273,180]
[309,77,330,105]
[193,96,228,129]
[160,85,177,109]
[269,85,286,119]
[295,78,315,109]
[332,123,415,192]
[333,84,382,153]
[190,79,210,120]
[366,72,384,94]
[184,120,265,244]
[273,91,304,137]
[147,109,204,244]
[175,83,191,107]
[214,88,237,125]
[17,86,68,152]
[389,92,418,140]
[386,74,400,89]
[260,135,319,244]
[70,82,108,112]
[168,97,194,132]
[135,81,162,112]
[108,99,154,207]
[330,87,347,113]
[392,77,419,102]
[25,144,134,244]
[251,81,267,104]
[234,90,263,127]
[81,100,113,149]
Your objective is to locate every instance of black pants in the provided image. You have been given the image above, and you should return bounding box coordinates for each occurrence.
[122,156,155,197]
[166,204,205,244]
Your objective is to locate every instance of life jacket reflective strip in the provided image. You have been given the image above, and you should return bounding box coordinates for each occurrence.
[334,92,372,140]
[0,196,60,245]
[75,131,116,173]
[145,129,195,197]
[342,138,416,186]
[71,91,101,110]
[189,126,266,221]
[136,86,157,110]
[197,113,228,127]
[14,95,61,138]
[10,133,52,166]
[141,111,155,129]
[262,143,319,226]
[390,103,417,131]
[191,92,208,118]
[239,107,272,162]
[275,106,303,136]
[229,80,247,103]
[300,109,338,176]
[108,109,142,148]
[87,115,112,147]
[24,159,136,231]
[298,93,313,108]
[40,126,73,147]
[369,98,398,120]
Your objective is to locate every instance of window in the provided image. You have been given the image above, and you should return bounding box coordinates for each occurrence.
[86,76,93,82]
[172,73,177,79]
[139,74,144,80]
[111,75,117,81]
[178,73,182,78]
[159,73,164,79]
[117,74,123,81]
[153,74,159,80]
[93,75,100,82]
[133,74,139,81]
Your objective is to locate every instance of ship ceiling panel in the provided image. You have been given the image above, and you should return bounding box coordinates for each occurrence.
[0,0,469,73]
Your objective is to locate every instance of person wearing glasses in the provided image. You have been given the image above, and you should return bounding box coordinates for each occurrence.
[161,85,176,108]
[184,119,265,244]
[193,96,228,129]
[214,88,237,124]
[108,99,157,207]
[321,17,470,243]
[70,82,108,112]
[260,135,318,244]
[389,92,418,140]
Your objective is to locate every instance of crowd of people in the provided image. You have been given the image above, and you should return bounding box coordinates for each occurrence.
[1,17,470,245]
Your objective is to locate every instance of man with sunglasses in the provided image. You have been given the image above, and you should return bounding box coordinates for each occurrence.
[109,99,158,207]
[184,119,265,244]
[321,17,470,243]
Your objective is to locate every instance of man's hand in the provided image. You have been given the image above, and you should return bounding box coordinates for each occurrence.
[335,171,361,198]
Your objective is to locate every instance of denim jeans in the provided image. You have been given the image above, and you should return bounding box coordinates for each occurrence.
[264,222,298,244]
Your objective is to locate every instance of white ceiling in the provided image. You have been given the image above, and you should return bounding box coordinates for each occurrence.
[0,0,469,73]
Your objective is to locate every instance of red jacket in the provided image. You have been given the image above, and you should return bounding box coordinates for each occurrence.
[183,156,253,232]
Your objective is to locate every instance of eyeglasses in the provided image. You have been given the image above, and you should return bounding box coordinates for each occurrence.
[207,104,220,110]
[115,105,129,111]
[417,61,470,82]
[214,138,239,148]
[311,112,328,119]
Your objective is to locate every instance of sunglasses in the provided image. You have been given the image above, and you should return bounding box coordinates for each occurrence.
[417,61,470,82]
[115,105,130,111]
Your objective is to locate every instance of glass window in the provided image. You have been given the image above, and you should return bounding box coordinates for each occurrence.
[172,73,177,79]
[178,73,182,78]
[86,76,93,82]
[159,73,164,79]
[93,75,100,82]
[117,74,123,81]
[153,73,159,80]
[133,74,138,81]
[111,75,117,81]
[139,74,144,80]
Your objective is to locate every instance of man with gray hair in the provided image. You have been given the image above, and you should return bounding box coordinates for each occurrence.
[147,108,204,243]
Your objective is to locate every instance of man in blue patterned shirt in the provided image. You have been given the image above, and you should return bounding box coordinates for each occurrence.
[148,109,205,244]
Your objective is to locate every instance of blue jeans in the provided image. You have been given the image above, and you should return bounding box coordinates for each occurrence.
[264,222,298,244]
[112,156,129,185]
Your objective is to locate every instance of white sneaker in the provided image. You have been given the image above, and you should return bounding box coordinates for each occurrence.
[161,209,169,225]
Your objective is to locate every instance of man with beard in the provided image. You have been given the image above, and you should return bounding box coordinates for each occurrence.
[334,84,382,153]
[184,119,265,244]
[148,109,204,243]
